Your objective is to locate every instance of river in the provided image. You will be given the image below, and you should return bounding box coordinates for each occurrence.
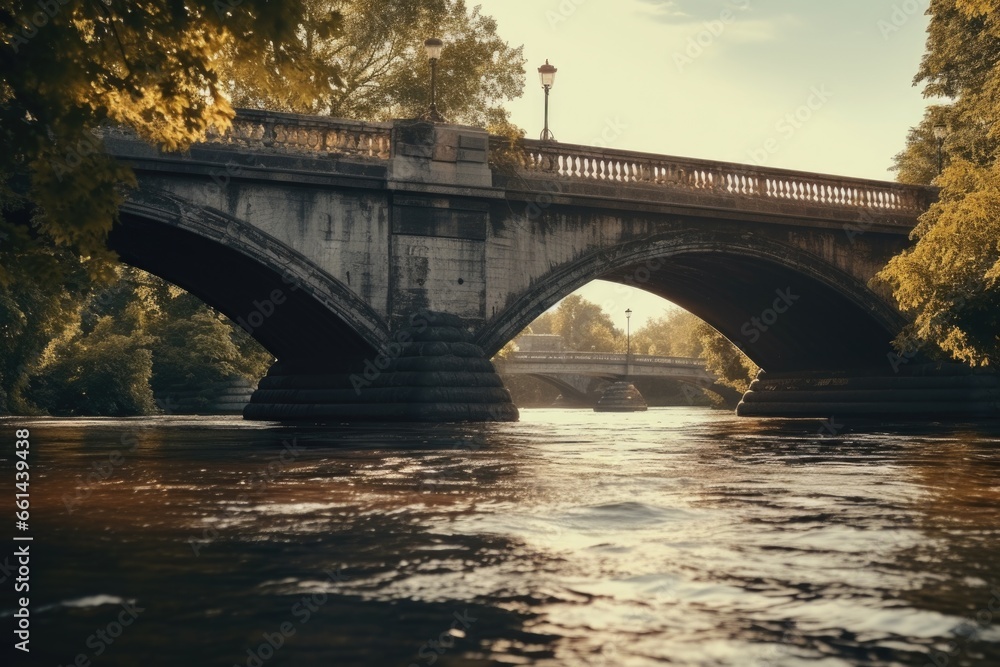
[2,408,999,666]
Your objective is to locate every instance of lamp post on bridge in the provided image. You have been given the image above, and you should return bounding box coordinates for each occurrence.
[933,123,947,176]
[625,308,632,379]
[594,307,647,412]
[538,60,557,141]
[423,38,446,123]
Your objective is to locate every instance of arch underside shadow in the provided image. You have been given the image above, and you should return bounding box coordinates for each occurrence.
[111,193,387,372]
[481,234,905,374]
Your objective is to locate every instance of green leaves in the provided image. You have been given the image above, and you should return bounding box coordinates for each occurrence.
[11,267,276,416]
[881,0,1000,366]
[1,0,343,283]
[224,0,525,131]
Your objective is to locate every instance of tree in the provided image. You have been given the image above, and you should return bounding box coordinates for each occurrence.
[631,309,757,393]
[696,322,759,394]
[28,304,158,417]
[12,266,274,416]
[1,1,342,279]
[224,0,526,130]
[148,288,274,398]
[0,1,344,412]
[631,311,704,358]
[0,245,88,414]
[877,0,1000,366]
[534,295,623,352]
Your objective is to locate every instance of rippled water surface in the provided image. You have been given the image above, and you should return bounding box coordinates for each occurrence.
[3,408,1000,666]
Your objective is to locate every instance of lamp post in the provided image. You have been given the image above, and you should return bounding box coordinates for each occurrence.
[933,123,947,176]
[538,60,557,141]
[423,38,445,123]
[625,308,632,379]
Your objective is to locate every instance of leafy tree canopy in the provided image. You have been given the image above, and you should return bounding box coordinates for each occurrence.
[878,0,1000,365]
[224,0,526,130]
[528,295,624,353]
[1,0,340,278]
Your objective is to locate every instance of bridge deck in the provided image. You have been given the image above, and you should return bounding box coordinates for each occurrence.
[163,109,933,230]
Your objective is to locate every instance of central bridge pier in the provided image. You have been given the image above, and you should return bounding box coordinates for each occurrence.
[105,110,998,421]
[244,311,519,422]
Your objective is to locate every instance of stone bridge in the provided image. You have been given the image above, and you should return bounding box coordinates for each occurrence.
[495,352,739,406]
[102,109,963,421]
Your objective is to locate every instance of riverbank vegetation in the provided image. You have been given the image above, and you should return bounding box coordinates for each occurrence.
[0,0,524,415]
[879,0,1000,367]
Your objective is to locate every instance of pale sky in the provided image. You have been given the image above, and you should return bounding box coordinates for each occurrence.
[474,0,934,332]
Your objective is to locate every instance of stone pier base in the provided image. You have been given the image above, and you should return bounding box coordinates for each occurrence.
[594,381,649,412]
[737,364,1000,418]
[244,314,518,423]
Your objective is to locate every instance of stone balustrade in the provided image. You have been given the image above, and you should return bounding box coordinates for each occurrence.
[189,110,932,218]
[203,109,392,160]
[504,138,934,216]
[508,352,704,367]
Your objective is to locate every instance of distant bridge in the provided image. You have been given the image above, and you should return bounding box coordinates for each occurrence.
[494,352,740,405]
[496,352,712,380]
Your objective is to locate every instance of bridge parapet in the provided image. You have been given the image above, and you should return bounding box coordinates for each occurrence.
[508,352,704,368]
[202,109,392,160]
[496,137,935,225]
[121,109,932,228]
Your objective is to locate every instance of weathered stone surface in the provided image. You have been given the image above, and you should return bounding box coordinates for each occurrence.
[244,312,518,423]
[103,109,991,422]
[594,382,649,413]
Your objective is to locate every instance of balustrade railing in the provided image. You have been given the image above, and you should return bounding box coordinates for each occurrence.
[509,352,704,367]
[132,109,930,216]
[501,138,932,215]
[204,109,392,160]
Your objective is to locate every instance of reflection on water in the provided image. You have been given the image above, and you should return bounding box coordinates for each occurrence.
[2,408,1000,666]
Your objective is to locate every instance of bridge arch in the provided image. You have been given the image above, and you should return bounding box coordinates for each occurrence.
[479,231,904,374]
[111,189,389,370]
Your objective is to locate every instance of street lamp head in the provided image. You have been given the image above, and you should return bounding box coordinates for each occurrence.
[933,123,948,141]
[538,59,557,89]
[421,38,446,123]
[625,308,632,318]
[424,37,444,61]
